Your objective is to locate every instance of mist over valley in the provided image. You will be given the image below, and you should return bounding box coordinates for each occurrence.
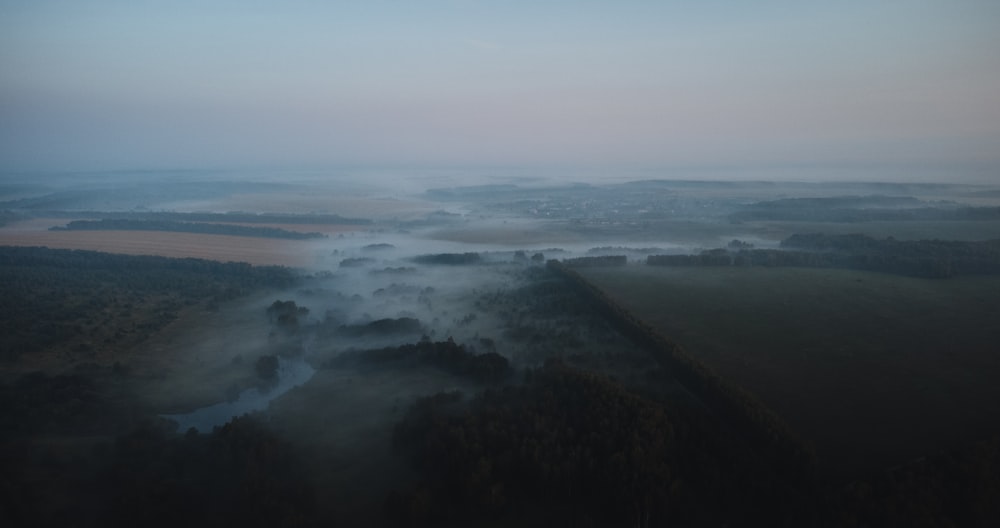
[2,171,1000,526]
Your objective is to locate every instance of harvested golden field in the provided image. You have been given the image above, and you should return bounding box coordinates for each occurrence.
[0,227,312,267]
[0,216,378,266]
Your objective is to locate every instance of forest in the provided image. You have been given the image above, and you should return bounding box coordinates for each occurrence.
[0,246,297,362]
[3,176,1000,526]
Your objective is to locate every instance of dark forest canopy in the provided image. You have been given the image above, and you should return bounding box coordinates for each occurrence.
[362,243,396,251]
[339,257,376,267]
[0,246,298,361]
[50,219,327,240]
[327,337,510,382]
[334,317,424,338]
[412,252,482,265]
[563,255,628,267]
[389,360,808,526]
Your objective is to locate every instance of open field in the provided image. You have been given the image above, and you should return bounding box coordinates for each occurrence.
[0,222,323,267]
[0,229,307,267]
[577,265,1000,481]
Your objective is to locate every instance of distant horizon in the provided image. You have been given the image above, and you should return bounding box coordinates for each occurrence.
[2,162,997,188]
[3,2,998,180]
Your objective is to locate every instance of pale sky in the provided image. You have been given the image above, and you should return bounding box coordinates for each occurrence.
[2,0,999,181]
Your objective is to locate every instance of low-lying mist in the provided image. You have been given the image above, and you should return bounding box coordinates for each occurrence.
[4,171,1000,526]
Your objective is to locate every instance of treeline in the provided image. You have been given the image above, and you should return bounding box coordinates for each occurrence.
[38,209,372,225]
[338,257,375,267]
[0,416,318,528]
[562,255,627,267]
[325,337,510,382]
[547,260,818,483]
[265,299,311,335]
[334,317,424,338]
[732,206,1000,223]
[0,246,298,360]
[389,360,811,526]
[587,246,666,255]
[833,434,1000,526]
[99,417,315,527]
[783,232,1000,255]
[646,234,1000,278]
[782,234,1000,277]
[0,209,26,227]
[648,250,734,267]
[51,219,327,240]
[412,252,482,265]
[729,195,1000,222]
[0,245,297,284]
[0,369,132,439]
[362,243,396,251]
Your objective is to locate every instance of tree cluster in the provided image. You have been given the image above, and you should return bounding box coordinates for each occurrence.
[326,338,509,382]
[781,233,1000,277]
[389,360,806,526]
[562,255,628,267]
[362,243,396,251]
[646,234,1000,278]
[333,317,424,338]
[266,300,310,334]
[338,257,375,267]
[412,252,482,265]
[100,416,315,528]
[587,246,666,255]
[0,370,129,439]
[0,246,298,361]
[833,434,1000,526]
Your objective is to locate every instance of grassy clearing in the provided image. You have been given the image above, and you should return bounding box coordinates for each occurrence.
[578,265,1000,481]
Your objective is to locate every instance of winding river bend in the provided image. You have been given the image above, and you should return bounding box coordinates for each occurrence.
[162,357,316,432]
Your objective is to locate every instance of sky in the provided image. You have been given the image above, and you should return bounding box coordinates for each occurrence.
[2,0,999,181]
